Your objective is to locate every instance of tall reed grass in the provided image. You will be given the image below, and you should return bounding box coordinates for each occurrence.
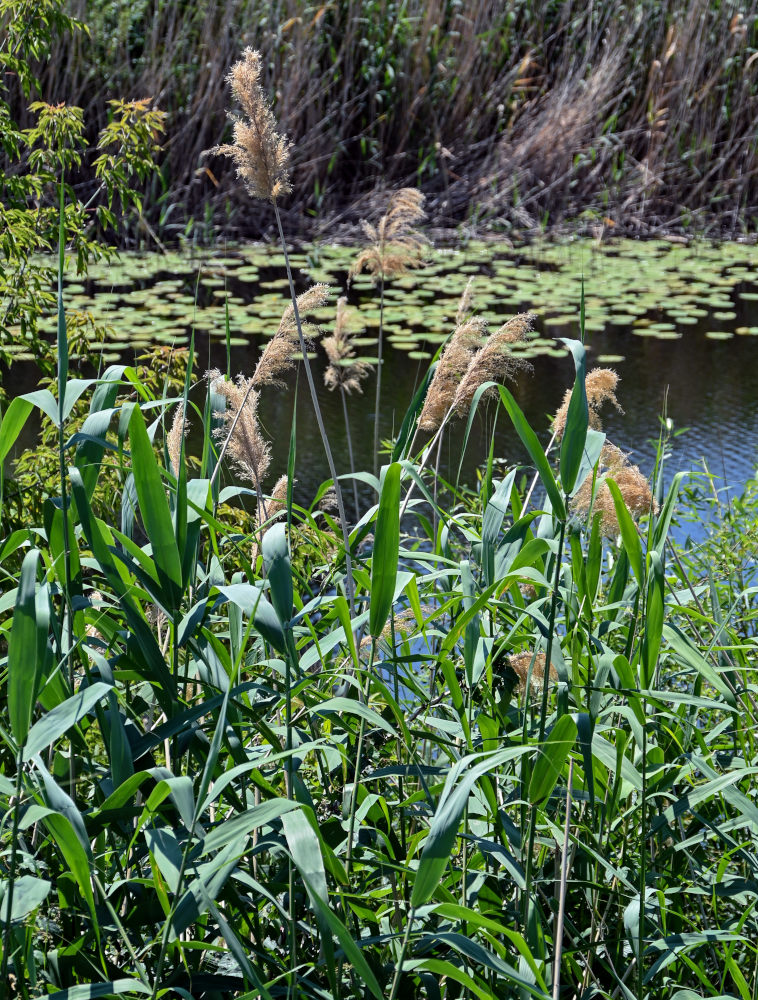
[2,36,758,1000]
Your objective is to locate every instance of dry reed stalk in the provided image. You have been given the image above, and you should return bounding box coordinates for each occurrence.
[253,283,330,387]
[323,296,372,516]
[351,186,428,477]
[572,442,658,537]
[453,312,535,415]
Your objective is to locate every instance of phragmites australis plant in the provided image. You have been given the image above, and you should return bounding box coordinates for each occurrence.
[453,311,535,415]
[323,296,372,514]
[350,187,428,476]
[323,297,372,396]
[211,47,291,202]
[552,366,623,437]
[5,19,758,1000]
[166,402,189,478]
[572,441,658,536]
[209,370,271,508]
[212,47,355,609]
[418,279,486,433]
[552,368,656,535]
[253,283,330,387]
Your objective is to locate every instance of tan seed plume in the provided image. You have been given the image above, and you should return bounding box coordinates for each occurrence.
[553,367,623,438]
[349,188,428,284]
[253,283,330,387]
[456,277,475,326]
[261,474,289,522]
[572,442,658,536]
[208,369,271,489]
[453,312,535,416]
[507,651,558,696]
[323,297,372,394]
[419,316,486,432]
[167,402,189,477]
[211,48,291,203]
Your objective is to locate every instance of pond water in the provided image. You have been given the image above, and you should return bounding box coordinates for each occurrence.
[14,237,758,533]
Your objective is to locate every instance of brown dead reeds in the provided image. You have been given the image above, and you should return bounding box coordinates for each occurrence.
[35,0,758,239]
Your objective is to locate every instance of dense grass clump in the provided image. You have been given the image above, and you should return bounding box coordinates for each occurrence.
[3,38,758,1000]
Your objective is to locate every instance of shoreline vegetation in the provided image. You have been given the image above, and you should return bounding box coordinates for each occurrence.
[2,8,758,1000]
[4,0,758,246]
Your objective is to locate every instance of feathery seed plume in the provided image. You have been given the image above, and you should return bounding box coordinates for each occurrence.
[571,441,658,536]
[211,48,291,202]
[323,297,372,394]
[553,367,622,438]
[253,283,330,387]
[350,188,428,284]
[261,474,289,522]
[453,312,535,416]
[507,651,558,696]
[456,277,475,326]
[167,402,189,477]
[418,315,486,432]
[208,369,271,488]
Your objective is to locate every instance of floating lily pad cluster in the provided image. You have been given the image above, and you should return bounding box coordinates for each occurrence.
[14,238,758,366]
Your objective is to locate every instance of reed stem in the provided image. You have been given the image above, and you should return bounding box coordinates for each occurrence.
[273,201,356,615]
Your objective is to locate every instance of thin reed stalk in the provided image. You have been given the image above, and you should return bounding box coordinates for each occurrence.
[273,202,356,613]
[553,758,573,999]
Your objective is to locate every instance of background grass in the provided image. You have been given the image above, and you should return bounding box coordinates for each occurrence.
[5,0,757,242]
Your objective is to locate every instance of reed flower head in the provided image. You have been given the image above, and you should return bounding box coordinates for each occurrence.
[264,474,289,519]
[208,369,271,488]
[572,441,658,536]
[453,312,534,416]
[507,651,558,696]
[253,283,330,387]
[323,297,373,394]
[350,188,428,284]
[553,367,622,438]
[456,277,475,326]
[211,48,291,202]
[167,402,189,477]
[251,475,291,565]
[418,315,486,432]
